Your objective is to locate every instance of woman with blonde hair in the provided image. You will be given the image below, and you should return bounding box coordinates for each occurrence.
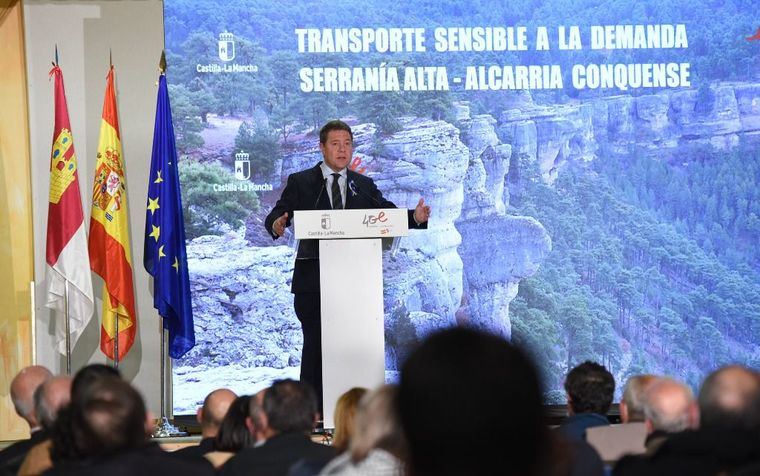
[321,385,407,476]
[331,387,368,452]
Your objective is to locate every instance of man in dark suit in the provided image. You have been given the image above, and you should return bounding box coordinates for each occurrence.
[220,379,336,476]
[0,365,53,474]
[614,365,760,476]
[265,120,430,410]
[172,388,237,461]
[558,361,615,442]
[46,375,214,476]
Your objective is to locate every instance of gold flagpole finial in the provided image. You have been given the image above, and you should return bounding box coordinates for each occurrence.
[109,48,113,68]
[159,50,167,74]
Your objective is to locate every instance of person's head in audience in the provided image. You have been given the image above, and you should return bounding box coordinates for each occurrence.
[198,388,237,439]
[399,327,550,476]
[71,364,121,401]
[332,387,368,452]
[349,385,407,464]
[643,377,698,434]
[49,364,123,462]
[246,388,268,444]
[214,395,253,452]
[10,365,53,430]
[620,374,657,423]
[564,361,615,416]
[33,376,72,431]
[63,376,150,458]
[698,365,760,433]
[259,379,317,439]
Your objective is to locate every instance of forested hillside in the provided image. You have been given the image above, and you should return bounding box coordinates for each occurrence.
[509,144,760,400]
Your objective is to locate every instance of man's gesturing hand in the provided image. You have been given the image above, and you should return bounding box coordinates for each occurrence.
[413,198,431,224]
[273,212,289,237]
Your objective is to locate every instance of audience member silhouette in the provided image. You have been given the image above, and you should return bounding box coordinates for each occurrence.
[17,376,72,475]
[46,375,213,475]
[219,379,336,476]
[0,366,53,473]
[585,374,655,464]
[641,377,698,452]
[48,364,122,464]
[204,395,253,469]
[558,361,615,442]
[330,387,367,453]
[172,388,237,462]
[320,384,407,476]
[398,327,554,476]
[620,375,657,423]
[615,365,760,475]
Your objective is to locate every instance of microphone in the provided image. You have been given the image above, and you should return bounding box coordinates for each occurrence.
[348,179,383,207]
[313,177,327,208]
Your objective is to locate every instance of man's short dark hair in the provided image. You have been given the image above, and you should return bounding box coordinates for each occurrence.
[71,364,121,401]
[263,379,317,434]
[399,327,550,476]
[319,120,353,144]
[67,376,147,457]
[698,365,760,432]
[564,361,615,415]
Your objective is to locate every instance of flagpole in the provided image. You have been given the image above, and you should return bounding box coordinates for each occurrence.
[55,44,73,377]
[113,310,119,369]
[153,322,184,437]
[151,50,186,438]
[64,280,71,375]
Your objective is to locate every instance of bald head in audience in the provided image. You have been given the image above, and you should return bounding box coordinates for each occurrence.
[643,377,698,434]
[698,365,760,432]
[198,389,237,439]
[34,376,73,431]
[620,374,657,423]
[10,366,53,429]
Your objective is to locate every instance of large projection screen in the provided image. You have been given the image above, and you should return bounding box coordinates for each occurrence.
[164,0,760,414]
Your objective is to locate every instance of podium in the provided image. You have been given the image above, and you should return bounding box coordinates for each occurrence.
[293,209,409,428]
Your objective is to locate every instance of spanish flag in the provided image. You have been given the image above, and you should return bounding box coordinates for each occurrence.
[88,65,136,360]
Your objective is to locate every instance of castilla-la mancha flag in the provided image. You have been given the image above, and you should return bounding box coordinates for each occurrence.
[88,65,137,360]
[46,65,94,354]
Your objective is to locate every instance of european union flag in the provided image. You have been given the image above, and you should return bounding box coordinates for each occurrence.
[144,72,195,358]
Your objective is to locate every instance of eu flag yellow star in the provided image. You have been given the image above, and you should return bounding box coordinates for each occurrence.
[147,196,160,215]
[149,225,160,242]
[158,245,166,259]
[154,170,164,184]
[172,257,179,271]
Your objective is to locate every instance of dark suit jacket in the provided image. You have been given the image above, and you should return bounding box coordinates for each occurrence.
[264,162,426,293]
[44,442,214,476]
[0,428,48,475]
[557,413,610,443]
[613,428,760,476]
[170,437,215,461]
[219,432,336,476]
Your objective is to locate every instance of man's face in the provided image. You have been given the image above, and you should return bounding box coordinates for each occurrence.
[320,129,353,172]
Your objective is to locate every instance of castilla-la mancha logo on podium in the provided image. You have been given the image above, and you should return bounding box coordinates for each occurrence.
[234,150,250,180]
[218,32,235,61]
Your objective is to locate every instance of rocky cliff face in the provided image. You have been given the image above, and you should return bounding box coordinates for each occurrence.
[456,106,552,340]
[500,82,760,181]
[178,81,760,389]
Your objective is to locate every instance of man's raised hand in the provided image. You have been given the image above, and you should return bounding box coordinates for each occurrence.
[273,212,289,237]
[414,198,431,224]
